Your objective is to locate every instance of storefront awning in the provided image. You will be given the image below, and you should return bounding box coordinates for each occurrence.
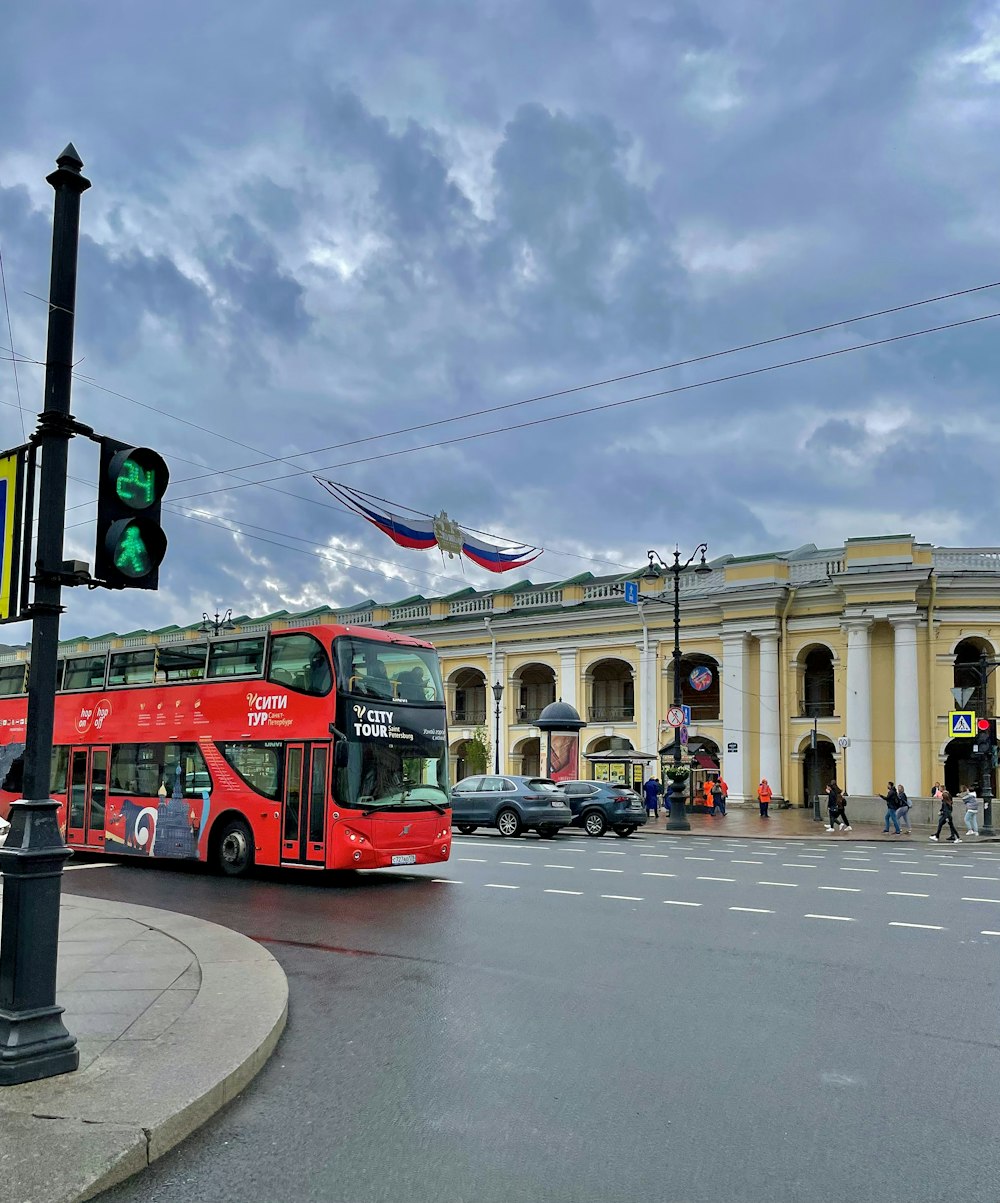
[693,751,719,769]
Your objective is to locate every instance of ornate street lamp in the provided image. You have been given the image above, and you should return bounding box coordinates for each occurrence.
[492,680,504,774]
[643,545,711,830]
[200,608,236,636]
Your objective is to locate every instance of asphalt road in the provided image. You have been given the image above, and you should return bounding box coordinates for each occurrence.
[64,829,1000,1203]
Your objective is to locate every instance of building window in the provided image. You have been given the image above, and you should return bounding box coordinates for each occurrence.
[801,647,835,717]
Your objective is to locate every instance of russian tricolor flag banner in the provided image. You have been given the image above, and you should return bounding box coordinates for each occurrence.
[317,480,542,574]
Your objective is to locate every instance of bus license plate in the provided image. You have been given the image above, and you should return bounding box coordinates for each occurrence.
[392,854,417,865]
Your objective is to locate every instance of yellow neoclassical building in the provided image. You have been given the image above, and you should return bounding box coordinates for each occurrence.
[18,533,999,806]
[336,533,1000,804]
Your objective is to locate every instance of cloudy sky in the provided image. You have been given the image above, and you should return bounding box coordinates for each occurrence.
[2,0,1000,639]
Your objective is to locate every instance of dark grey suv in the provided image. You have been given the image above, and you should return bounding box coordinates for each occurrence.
[450,775,572,838]
[557,780,648,837]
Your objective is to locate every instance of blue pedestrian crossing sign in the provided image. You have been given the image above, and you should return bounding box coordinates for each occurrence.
[949,710,976,737]
[623,580,639,605]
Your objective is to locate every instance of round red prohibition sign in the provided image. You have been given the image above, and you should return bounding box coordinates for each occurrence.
[666,705,685,728]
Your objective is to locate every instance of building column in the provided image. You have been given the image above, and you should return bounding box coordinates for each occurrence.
[721,631,749,802]
[891,617,921,795]
[758,631,782,798]
[558,648,578,712]
[638,640,659,758]
[843,618,873,795]
[494,653,507,775]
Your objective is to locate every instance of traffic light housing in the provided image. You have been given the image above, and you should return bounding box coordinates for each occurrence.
[94,438,169,589]
[974,718,999,765]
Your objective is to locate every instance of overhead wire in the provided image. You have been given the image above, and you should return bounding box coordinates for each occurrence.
[0,246,27,441]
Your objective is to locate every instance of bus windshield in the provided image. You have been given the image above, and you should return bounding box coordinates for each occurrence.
[337,742,449,812]
[333,637,444,703]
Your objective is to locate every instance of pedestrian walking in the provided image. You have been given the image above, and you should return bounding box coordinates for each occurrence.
[962,785,980,837]
[880,781,901,835]
[643,775,662,820]
[701,779,713,809]
[825,781,852,831]
[757,778,773,819]
[930,789,961,842]
[711,777,726,816]
[895,783,912,834]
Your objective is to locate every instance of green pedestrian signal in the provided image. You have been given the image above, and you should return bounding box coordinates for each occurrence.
[94,438,169,590]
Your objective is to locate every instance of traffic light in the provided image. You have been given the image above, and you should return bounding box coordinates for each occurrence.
[94,438,169,589]
[975,718,999,766]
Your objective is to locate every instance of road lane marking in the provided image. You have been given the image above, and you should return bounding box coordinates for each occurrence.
[731,859,763,865]
[782,863,817,869]
[797,854,826,859]
[730,906,773,914]
[805,914,855,922]
[819,886,861,893]
[697,876,736,883]
[602,894,643,901]
[887,891,930,898]
[64,862,117,871]
[640,853,671,859]
[596,850,626,856]
[962,897,1000,904]
[545,889,583,896]
[642,871,676,878]
[981,930,1000,936]
[589,867,625,873]
[964,876,1000,881]
[901,871,937,876]
[890,922,944,930]
[501,861,532,866]
[662,900,701,907]
[458,857,488,863]
[484,883,519,889]
[543,864,574,870]
[431,879,462,883]
[684,856,715,861]
[841,867,878,873]
[758,881,798,887]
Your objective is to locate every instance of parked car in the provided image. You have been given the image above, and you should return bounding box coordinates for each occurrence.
[556,780,647,837]
[450,775,572,838]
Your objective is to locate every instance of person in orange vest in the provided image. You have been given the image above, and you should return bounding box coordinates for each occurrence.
[757,779,773,819]
[702,779,713,809]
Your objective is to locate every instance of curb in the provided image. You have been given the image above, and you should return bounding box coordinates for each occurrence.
[0,897,288,1203]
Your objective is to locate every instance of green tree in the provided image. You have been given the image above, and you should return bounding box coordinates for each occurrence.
[464,725,491,775]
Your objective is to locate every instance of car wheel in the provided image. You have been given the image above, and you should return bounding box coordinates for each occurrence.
[214,817,255,877]
[583,810,607,837]
[615,826,637,838]
[538,827,558,839]
[456,824,477,834]
[496,808,522,837]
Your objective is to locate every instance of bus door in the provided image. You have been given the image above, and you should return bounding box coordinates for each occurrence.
[281,742,329,865]
[66,745,109,848]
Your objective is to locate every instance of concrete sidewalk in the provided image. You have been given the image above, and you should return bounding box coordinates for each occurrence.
[637,803,999,841]
[0,887,288,1203]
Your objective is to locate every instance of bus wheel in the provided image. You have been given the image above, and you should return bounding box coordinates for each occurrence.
[215,818,254,877]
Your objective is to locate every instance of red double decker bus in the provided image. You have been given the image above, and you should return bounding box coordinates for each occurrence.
[0,623,452,876]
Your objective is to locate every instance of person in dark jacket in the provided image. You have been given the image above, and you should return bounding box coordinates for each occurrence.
[895,784,912,835]
[643,775,663,819]
[880,781,901,835]
[711,777,726,816]
[825,781,852,831]
[930,790,961,842]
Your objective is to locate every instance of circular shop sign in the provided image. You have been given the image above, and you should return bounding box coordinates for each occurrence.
[688,666,713,692]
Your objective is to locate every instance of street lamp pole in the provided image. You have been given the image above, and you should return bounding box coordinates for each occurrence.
[492,680,504,774]
[978,649,996,837]
[644,545,710,832]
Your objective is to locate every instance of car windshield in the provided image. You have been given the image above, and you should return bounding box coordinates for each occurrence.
[334,637,444,703]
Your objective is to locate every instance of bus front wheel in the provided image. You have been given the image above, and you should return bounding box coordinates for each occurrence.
[215,818,255,877]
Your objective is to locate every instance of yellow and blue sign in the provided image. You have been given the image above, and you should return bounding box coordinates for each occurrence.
[949,710,976,738]
[0,448,25,623]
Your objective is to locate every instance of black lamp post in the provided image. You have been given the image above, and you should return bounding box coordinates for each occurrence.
[492,680,504,774]
[200,608,235,636]
[643,545,711,831]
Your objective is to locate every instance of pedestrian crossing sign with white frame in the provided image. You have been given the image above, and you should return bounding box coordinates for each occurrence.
[949,710,976,737]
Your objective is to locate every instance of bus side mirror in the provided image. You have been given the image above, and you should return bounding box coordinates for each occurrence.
[334,742,349,768]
